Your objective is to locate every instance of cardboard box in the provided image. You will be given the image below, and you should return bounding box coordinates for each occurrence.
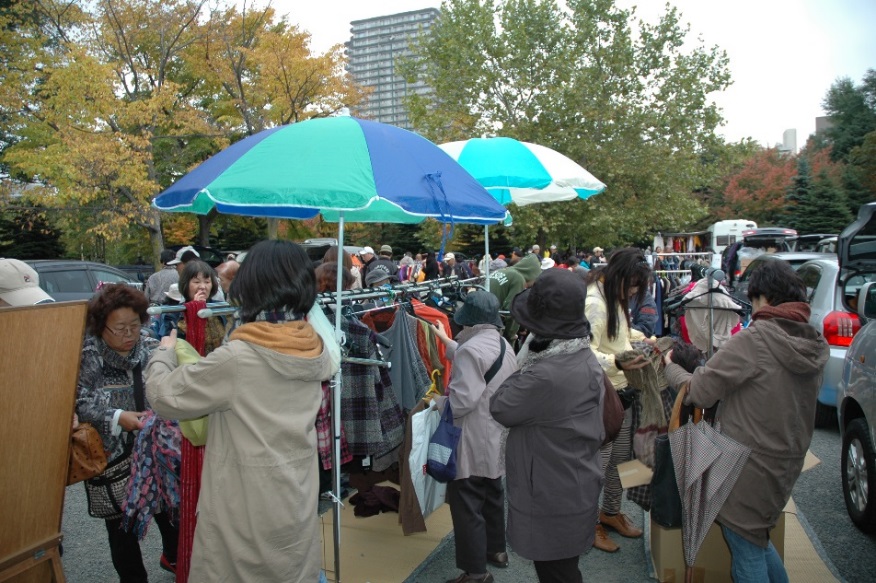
[648,451,818,583]
[650,508,786,583]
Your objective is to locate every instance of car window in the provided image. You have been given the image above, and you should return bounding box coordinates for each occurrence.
[844,272,876,314]
[92,268,130,286]
[39,269,92,293]
[796,264,823,303]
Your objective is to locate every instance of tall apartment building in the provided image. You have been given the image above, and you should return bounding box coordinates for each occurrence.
[346,8,439,130]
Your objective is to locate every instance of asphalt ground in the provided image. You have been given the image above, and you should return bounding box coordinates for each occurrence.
[59,427,876,582]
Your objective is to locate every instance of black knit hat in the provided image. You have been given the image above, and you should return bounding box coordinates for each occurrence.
[511,269,590,339]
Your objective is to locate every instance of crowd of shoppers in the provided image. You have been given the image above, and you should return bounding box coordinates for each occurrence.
[1,235,830,583]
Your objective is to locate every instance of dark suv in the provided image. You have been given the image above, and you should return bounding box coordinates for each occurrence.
[25,260,140,301]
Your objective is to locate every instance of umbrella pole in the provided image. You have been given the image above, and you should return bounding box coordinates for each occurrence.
[331,212,346,582]
[484,225,490,280]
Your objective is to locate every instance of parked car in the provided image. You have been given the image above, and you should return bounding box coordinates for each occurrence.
[721,227,798,286]
[114,264,155,283]
[300,238,365,265]
[789,233,837,252]
[25,260,141,301]
[166,244,226,267]
[800,203,876,427]
[838,280,876,532]
[729,251,832,309]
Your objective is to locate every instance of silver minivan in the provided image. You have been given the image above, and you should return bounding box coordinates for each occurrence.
[837,201,876,533]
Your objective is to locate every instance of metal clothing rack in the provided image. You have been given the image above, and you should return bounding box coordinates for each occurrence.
[315,275,484,305]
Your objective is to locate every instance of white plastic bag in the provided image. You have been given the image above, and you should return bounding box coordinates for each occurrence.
[307,304,341,376]
[409,401,446,518]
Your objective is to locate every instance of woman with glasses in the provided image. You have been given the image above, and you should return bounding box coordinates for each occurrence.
[76,283,179,582]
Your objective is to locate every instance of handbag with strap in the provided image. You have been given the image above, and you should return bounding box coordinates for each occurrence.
[602,371,624,446]
[84,363,144,519]
[67,422,108,485]
[427,337,507,483]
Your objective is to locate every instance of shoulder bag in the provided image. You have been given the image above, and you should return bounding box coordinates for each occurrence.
[84,363,144,519]
[67,422,108,485]
[427,338,507,482]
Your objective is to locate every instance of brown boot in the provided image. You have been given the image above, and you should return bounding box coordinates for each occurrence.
[593,524,619,553]
[600,511,643,538]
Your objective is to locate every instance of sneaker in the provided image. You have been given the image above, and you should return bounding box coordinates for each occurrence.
[159,554,176,574]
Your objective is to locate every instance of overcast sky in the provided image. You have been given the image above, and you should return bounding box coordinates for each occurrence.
[268,0,876,148]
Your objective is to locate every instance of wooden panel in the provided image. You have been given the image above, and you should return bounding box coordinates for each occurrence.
[0,302,87,581]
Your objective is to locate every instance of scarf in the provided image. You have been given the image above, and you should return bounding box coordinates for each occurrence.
[518,336,590,372]
[122,411,182,540]
[751,301,810,324]
[184,300,207,356]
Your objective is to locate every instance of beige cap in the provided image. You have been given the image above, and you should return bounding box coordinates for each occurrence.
[0,258,53,305]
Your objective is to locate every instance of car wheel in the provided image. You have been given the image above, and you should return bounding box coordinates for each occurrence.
[814,401,836,428]
[842,418,876,533]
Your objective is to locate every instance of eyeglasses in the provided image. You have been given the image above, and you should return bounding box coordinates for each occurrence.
[105,324,141,338]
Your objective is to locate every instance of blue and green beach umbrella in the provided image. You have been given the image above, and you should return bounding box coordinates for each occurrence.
[153,117,508,225]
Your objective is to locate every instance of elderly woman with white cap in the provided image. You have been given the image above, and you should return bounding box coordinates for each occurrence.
[490,269,605,583]
[432,291,518,583]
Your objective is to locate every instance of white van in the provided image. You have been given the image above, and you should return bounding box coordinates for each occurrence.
[708,219,758,254]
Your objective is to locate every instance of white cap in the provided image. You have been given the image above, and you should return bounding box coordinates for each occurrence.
[360,246,375,256]
[0,258,54,305]
[167,245,200,265]
[165,283,184,302]
[541,257,556,270]
[443,252,455,261]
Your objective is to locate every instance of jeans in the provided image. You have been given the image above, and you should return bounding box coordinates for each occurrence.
[721,524,788,583]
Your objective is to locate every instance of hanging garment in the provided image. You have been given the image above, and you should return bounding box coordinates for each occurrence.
[339,317,405,459]
[316,380,353,471]
[653,234,665,252]
[683,278,743,352]
[366,309,432,411]
[411,299,454,388]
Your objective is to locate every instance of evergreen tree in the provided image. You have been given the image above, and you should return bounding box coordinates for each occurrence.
[794,170,853,234]
[783,157,811,230]
[0,205,65,259]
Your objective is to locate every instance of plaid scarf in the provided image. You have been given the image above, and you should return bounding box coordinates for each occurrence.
[122,411,182,539]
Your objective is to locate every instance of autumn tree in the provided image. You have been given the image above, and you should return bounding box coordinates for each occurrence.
[407,0,732,247]
[720,148,796,225]
[0,1,367,264]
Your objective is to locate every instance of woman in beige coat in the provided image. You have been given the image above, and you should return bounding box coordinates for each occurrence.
[146,240,337,583]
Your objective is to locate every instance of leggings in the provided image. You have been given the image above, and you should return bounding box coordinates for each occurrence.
[600,407,633,515]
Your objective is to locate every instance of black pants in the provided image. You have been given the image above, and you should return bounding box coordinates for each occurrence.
[447,476,505,574]
[104,511,178,583]
[533,556,583,583]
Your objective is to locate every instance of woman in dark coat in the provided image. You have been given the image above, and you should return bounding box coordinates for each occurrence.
[489,269,604,583]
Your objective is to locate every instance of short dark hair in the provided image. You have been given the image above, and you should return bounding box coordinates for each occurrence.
[322,246,353,270]
[179,260,218,301]
[160,249,176,264]
[180,250,199,264]
[747,260,807,306]
[230,240,316,323]
[86,283,149,336]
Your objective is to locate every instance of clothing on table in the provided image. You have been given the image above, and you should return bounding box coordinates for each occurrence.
[663,302,829,548]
